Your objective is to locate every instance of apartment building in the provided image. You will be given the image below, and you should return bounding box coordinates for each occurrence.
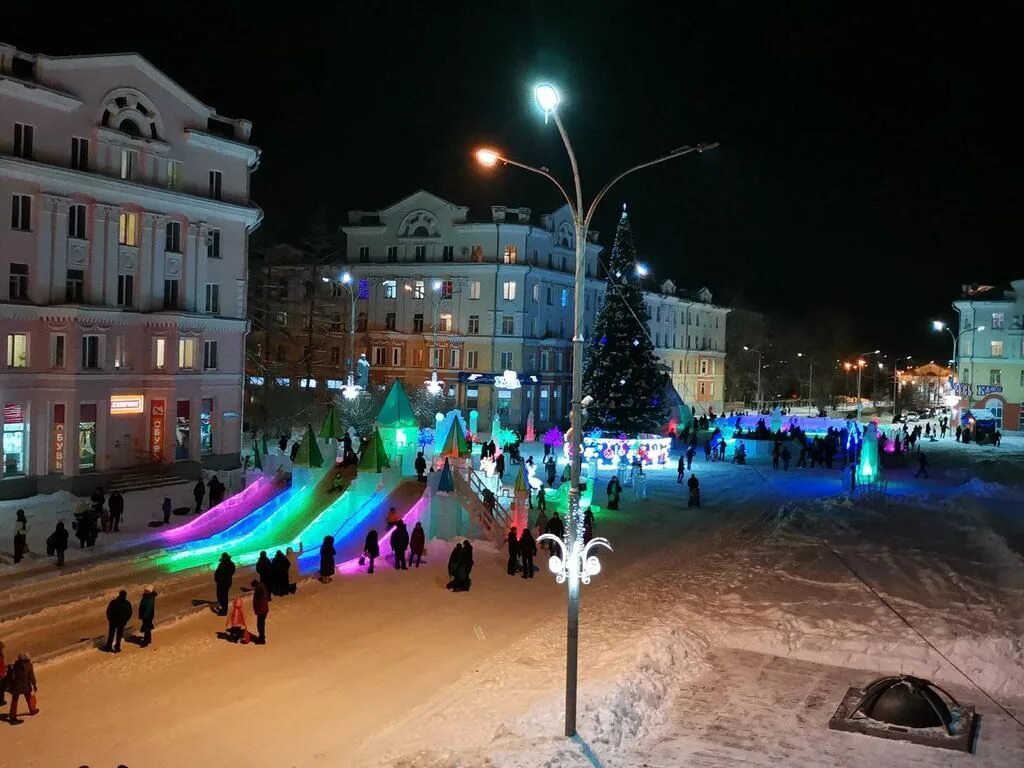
[0,43,262,496]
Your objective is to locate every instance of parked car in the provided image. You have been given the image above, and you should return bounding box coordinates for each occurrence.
[904,410,921,422]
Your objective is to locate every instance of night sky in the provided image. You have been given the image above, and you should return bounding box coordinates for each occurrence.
[8,2,1021,359]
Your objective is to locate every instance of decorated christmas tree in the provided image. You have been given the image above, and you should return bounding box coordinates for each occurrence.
[581,207,668,434]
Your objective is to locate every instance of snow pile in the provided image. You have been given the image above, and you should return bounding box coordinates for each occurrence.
[957,477,1008,496]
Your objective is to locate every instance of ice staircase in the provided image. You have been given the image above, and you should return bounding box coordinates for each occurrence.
[452,466,510,546]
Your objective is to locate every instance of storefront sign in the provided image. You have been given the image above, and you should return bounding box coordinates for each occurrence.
[949,382,1003,399]
[975,385,1003,397]
[52,404,65,473]
[150,400,165,461]
[110,394,145,415]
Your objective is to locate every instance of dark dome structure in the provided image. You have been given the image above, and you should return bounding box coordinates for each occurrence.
[854,675,956,733]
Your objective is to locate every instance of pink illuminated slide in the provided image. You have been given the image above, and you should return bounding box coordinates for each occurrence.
[160,476,287,545]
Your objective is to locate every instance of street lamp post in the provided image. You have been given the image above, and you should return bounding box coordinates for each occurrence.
[855,350,881,415]
[324,272,360,398]
[743,346,762,408]
[476,83,716,738]
[932,320,984,374]
[797,353,813,410]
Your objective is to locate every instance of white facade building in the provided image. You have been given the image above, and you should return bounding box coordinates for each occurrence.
[643,280,728,415]
[0,43,261,496]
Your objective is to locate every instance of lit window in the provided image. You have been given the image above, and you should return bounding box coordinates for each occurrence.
[439,313,452,332]
[6,333,28,368]
[326,379,343,390]
[113,336,128,369]
[155,338,166,369]
[501,316,514,335]
[468,280,481,300]
[560,288,568,308]
[383,280,397,299]
[178,338,196,369]
[118,212,138,246]
[503,281,517,301]
[503,245,517,264]
[991,340,1004,358]
[991,313,1004,329]
[119,149,135,180]
[167,160,183,190]
[468,315,480,334]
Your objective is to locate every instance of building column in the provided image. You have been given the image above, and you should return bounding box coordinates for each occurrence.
[196,223,209,314]
[65,397,80,478]
[33,195,57,304]
[185,222,200,312]
[151,215,167,307]
[138,213,157,312]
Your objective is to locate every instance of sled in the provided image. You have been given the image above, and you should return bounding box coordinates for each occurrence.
[173,506,191,516]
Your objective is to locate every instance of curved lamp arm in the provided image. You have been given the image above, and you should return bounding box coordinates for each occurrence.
[494,155,577,219]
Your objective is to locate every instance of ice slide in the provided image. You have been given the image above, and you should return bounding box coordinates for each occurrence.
[159,476,289,546]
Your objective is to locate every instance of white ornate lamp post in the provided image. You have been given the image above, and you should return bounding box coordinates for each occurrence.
[475,82,716,737]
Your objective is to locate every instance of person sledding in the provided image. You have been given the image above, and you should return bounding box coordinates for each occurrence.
[225,596,250,643]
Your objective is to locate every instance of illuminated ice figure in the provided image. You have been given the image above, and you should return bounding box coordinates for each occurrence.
[857,420,881,482]
[424,370,443,396]
[538,533,613,587]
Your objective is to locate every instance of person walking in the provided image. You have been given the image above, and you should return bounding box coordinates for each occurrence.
[537,486,547,512]
[6,652,37,724]
[271,550,290,596]
[363,529,379,574]
[545,511,564,545]
[391,520,410,570]
[208,475,225,508]
[460,540,475,591]
[255,551,273,593]
[506,526,519,576]
[104,590,132,653]
[214,552,235,615]
[677,454,686,483]
[162,497,172,526]
[192,479,206,515]
[519,527,537,579]
[781,445,792,471]
[447,543,463,590]
[534,508,548,542]
[415,451,427,481]
[409,522,425,568]
[583,508,594,545]
[285,544,303,593]
[319,535,336,583]
[108,491,125,532]
[915,451,929,479]
[138,585,156,647]
[13,509,28,564]
[251,580,270,645]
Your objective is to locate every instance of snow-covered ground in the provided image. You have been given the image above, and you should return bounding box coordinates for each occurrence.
[2,436,1023,766]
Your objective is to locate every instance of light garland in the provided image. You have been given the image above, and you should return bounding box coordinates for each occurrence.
[537,534,613,587]
[424,370,444,396]
[341,373,362,401]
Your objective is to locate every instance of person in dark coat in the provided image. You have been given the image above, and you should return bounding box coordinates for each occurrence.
[76,506,99,548]
[108,491,125,532]
[545,456,557,487]
[519,527,537,579]
[414,451,427,480]
[537,486,547,511]
[409,521,425,567]
[391,520,410,570]
[319,535,336,583]
[271,550,290,596]
[6,652,37,724]
[915,451,928,478]
[138,585,157,647]
[251,580,270,644]
[0,640,7,706]
[255,551,273,594]
[363,529,379,574]
[545,512,564,544]
[447,543,463,590]
[50,522,69,567]
[506,526,519,576]
[162,497,172,525]
[495,452,506,482]
[460,540,474,590]
[208,475,225,508]
[104,590,133,653]
[677,454,686,483]
[91,486,105,513]
[13,509,28,564]
[192,479,205,514]
[214,552,235,615]
[583,509,594,545]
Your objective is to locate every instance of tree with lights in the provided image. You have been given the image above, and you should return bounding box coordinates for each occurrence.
[582,208,668,434]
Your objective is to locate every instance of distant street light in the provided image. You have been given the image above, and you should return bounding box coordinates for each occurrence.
[743,346,763,406]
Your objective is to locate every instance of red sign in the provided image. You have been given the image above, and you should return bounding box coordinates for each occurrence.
[53,404,65,473]
[150,400,165,461]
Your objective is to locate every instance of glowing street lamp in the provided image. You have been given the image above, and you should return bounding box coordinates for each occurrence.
[932,320,983,372]
[475,82,717,738]
[635,263,649,277]
[743,345,763,406]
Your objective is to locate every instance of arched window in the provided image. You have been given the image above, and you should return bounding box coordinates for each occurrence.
[119,118,141,136]
[98,89,164,141]
[412,225,430,237]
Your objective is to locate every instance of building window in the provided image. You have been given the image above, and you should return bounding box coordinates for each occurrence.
[165,221,182,252]
[449,348,460,369]
[442,245,454,262]
[179,338,196,369]
[373,346,386,365]
[383,280,397,299]
[357,311,367,331]
[207,229,221,259]
[274,311,288,327]
[13,123,34,159]
[413,348,425,367]
[9,263,28,300]
[65,269,84,303]
[468,280,481,300]
[504,245,517,264]
[203,340,218,370]
[700,359,709,375]
[6,333,28,368]
[154,338,166,369]
[468,315,480,334]
[392,347,402,366]
[49,333,65,368]
[330,281,343,298]
[119,149,135,180]
[413,313,424,332]
[113,335,128,369]
[439,314,452,332]
[205,283,220,314]
[81,335,100,369]
[540,351,550,371]
[546,286,553,305]
[409,280,424,299]
[441,280,454,298]
[503,281,517,301]
[561,288,568,308]
[163,279,179,310]
[386,246,397,263]
[68,204,87,239]
[501,315,514,335]
[71,137,89,170]
[330,346,341,364]
[118,212,137,246]
[414,245,426,262]
[990,369,1001,385]
[3,403,26,475]
[991,340,1004,357]
[358,246,370,263]
[532,284,539,304]
[209,170,222,200]
[500,351,514,369]
[167,159,183,190]
[386,312,397,330]
[11,194,31,231]
[470,245,483,262]
[991,312,1004,330]
[117,274,134,307]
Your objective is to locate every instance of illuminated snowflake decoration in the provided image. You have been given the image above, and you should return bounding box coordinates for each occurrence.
[537,533,613,587]
[341,373,362,401]
[424,370,444,396]
[493,369,522,390]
